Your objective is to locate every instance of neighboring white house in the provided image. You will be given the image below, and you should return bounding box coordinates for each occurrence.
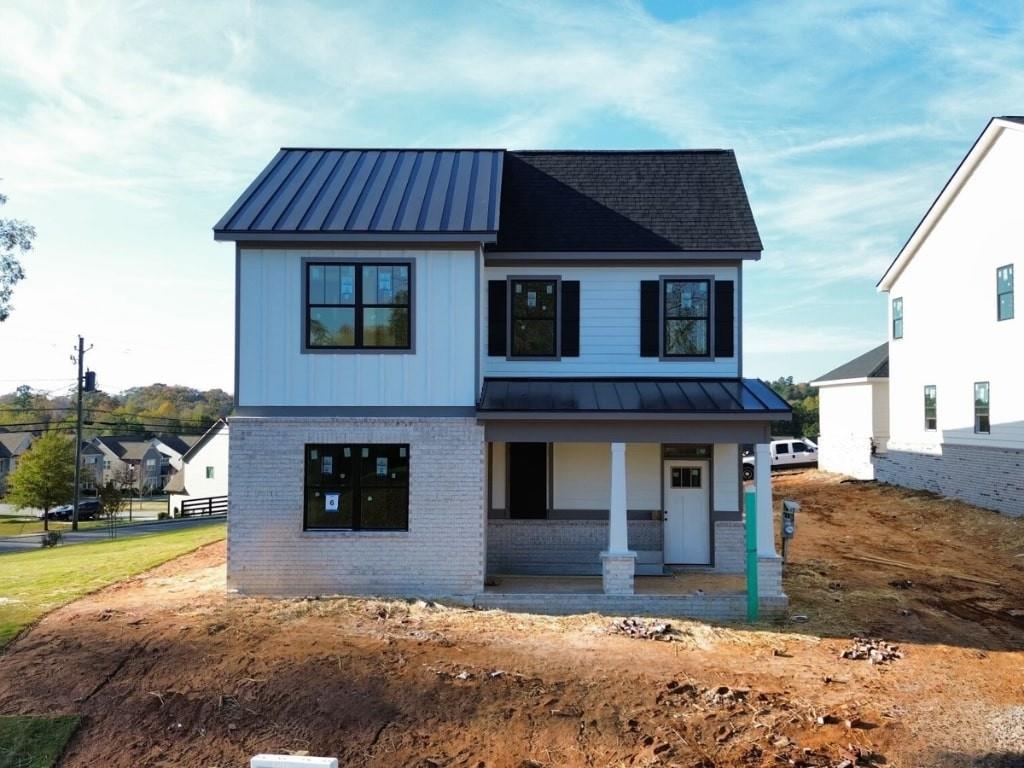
[876,116,1024,516]
[810,343,889,480]
[214,147,791,618]
[166,420,229,514]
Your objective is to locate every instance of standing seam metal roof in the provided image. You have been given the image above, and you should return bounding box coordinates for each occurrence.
[214,149,504,241]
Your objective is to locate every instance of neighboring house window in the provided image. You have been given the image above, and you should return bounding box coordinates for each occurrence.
[997,265,1014,321]
[103,460,111,470]
[205,466,215,479]
[892,297,903,339]
[663,279,710,357]
[304,444,409,531]
[974,382,990,434]
[306,262,411,350]
[510,278,558,357]
[0,458,8,473]
[924,385,937,431]
[146,458,156,468]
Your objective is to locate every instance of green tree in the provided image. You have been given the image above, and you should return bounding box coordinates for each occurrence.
[97,480,127,521]
[6,432,75,531]
[768,376,820,440]
[0,188,37,321]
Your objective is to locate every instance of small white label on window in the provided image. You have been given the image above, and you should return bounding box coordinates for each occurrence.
[376,457,388,477]
[322,456,333,474]
[324,493,340,512]
[527,291,537,308]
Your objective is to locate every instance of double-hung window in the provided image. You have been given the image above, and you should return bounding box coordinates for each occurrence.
[974,382,990,434]
[663,279,710,357]
[997,265,1014,321]
[306,262,411,350]
[892,297,903,339]
[924,385,937,431]
[510,278,558,357]
[304,444,409,531]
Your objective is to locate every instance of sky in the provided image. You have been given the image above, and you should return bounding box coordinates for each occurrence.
[1,0,1023,396]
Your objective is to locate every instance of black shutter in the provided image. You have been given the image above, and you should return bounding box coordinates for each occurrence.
[560,281,580,357]
[713,280,735,358]
[487,280,507,357]
[640,280,660,357]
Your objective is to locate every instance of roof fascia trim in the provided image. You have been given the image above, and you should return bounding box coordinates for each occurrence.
[877,118,1024,291]
[216,231,497,244]
[485,250,760,263]
[475,410,791,421]
[810,376,887,387]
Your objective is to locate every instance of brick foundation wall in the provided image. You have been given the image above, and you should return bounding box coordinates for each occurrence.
[713,520,745,573]
[874,443,1024,517]
[228,416,486,597]
[487,520,660,575]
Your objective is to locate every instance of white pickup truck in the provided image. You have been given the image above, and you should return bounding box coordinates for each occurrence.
[742,438,818,480]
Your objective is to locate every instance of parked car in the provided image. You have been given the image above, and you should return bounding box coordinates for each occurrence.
[40,500,102,521]
[742,438,818,480]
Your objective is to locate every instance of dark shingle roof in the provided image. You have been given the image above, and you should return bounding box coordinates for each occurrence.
[1000,116,1024,125]
[477,377,789,415]
[813,343,889,384]
[490,150,762,252]
[214,149,504,243]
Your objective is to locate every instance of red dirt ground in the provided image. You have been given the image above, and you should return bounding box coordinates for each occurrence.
[0,472,1022,767]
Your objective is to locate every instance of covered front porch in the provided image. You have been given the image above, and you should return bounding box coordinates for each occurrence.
[477,377,792,616]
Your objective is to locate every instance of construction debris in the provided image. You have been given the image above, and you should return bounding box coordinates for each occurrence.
[840,637,903,664]
[609,616,675,640]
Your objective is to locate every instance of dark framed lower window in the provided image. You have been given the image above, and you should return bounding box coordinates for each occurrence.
[304,444,409,531]
[974,382,990,434]
[306,262,411,350]
[510,278,558,357]
[924,385,937,431]
[663,278,710,356]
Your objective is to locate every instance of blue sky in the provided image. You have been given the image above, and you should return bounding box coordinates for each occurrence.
[1,0,1022,394]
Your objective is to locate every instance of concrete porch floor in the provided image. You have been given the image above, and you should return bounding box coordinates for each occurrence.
[484,572,747,596]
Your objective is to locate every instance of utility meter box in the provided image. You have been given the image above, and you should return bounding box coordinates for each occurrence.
[781,499,799,539]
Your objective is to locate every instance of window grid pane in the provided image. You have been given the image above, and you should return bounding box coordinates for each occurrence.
[924,385,937,431]
[307,262,411,349]
[663,279,710,356]
[510,279,557,357]
[304,444,409,531]
[892,297,903,339]
[997,265,1014,321]
[974,382,990,434]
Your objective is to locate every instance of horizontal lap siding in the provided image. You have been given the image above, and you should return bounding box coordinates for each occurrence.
[238,248,478,407]
[482,264,739,377]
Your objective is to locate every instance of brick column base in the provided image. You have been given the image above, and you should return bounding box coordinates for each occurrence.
[757,555,784,598]
[600,551,637,595]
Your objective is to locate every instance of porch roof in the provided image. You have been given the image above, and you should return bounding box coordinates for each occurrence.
[476,377,790,420]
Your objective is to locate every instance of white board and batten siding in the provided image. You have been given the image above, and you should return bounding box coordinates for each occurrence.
[482,264,740,379]
[885,125,1024,454]
[238,248,479,408]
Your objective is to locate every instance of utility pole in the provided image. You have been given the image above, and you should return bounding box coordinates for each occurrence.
[71,336,95,532]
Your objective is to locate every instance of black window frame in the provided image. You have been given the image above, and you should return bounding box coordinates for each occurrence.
[304,261,413,352]
[892,297,903,339]
[303,443,410,532]
[924,385,937,431]
[662,277,712,358]
[508,277,560,359]
[997,264,1014,321]
[974,381,990,434]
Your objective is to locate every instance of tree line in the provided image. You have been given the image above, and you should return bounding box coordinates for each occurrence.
[768,376,819,439]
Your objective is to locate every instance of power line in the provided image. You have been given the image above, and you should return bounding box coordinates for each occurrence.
[0,406,221,426]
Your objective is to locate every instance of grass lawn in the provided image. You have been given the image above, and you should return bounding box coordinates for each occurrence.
[0,715,80,768]
[0,517,109,536]
[0,523,225,648]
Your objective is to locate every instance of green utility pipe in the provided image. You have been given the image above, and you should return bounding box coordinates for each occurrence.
[744,488,758,622]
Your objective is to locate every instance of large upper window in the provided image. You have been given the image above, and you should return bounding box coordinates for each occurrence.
[892,297,903,339]
[510,278,558,357]
[306,262,411,350]
[997,265,1014,321]
[663,279,710,357]
[304,444,409,531]
[924,385,937,431]
[974,382,990,434]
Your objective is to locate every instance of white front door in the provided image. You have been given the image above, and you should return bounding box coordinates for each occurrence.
[663,460,711,565]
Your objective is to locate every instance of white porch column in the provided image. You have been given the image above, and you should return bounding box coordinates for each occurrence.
[754,443,777,557]
[602,442,636,594]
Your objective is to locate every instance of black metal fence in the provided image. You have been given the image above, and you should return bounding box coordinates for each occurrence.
[180,495,228,517]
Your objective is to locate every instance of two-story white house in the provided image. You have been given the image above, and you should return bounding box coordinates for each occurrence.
[876,116,1024,516]
[215,147,791,618]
